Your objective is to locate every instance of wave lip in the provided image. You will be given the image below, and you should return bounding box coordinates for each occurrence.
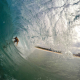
[35,46,62,54]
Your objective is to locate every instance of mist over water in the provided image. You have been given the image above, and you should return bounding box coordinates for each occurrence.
[0,0,80,80]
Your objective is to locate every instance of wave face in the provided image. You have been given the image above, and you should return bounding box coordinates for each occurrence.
[6,0,80,54]
[0,0,80,80]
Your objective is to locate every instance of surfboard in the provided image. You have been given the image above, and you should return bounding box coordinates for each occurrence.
[35,46,62,54]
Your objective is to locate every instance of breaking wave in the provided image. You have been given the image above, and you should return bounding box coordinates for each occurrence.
[0,0,80,80]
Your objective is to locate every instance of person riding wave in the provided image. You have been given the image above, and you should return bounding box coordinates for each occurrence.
[13,36,19,46]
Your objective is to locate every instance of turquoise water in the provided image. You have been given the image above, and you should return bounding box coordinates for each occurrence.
[0,0,80,80]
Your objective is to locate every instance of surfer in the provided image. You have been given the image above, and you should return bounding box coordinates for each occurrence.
[13,37,19,46]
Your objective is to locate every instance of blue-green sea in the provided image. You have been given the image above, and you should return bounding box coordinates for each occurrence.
[0,0,80,80]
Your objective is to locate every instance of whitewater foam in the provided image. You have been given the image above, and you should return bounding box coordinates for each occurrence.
[5,0,80,57]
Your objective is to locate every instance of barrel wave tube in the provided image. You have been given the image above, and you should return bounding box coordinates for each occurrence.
[0,0,80,80]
